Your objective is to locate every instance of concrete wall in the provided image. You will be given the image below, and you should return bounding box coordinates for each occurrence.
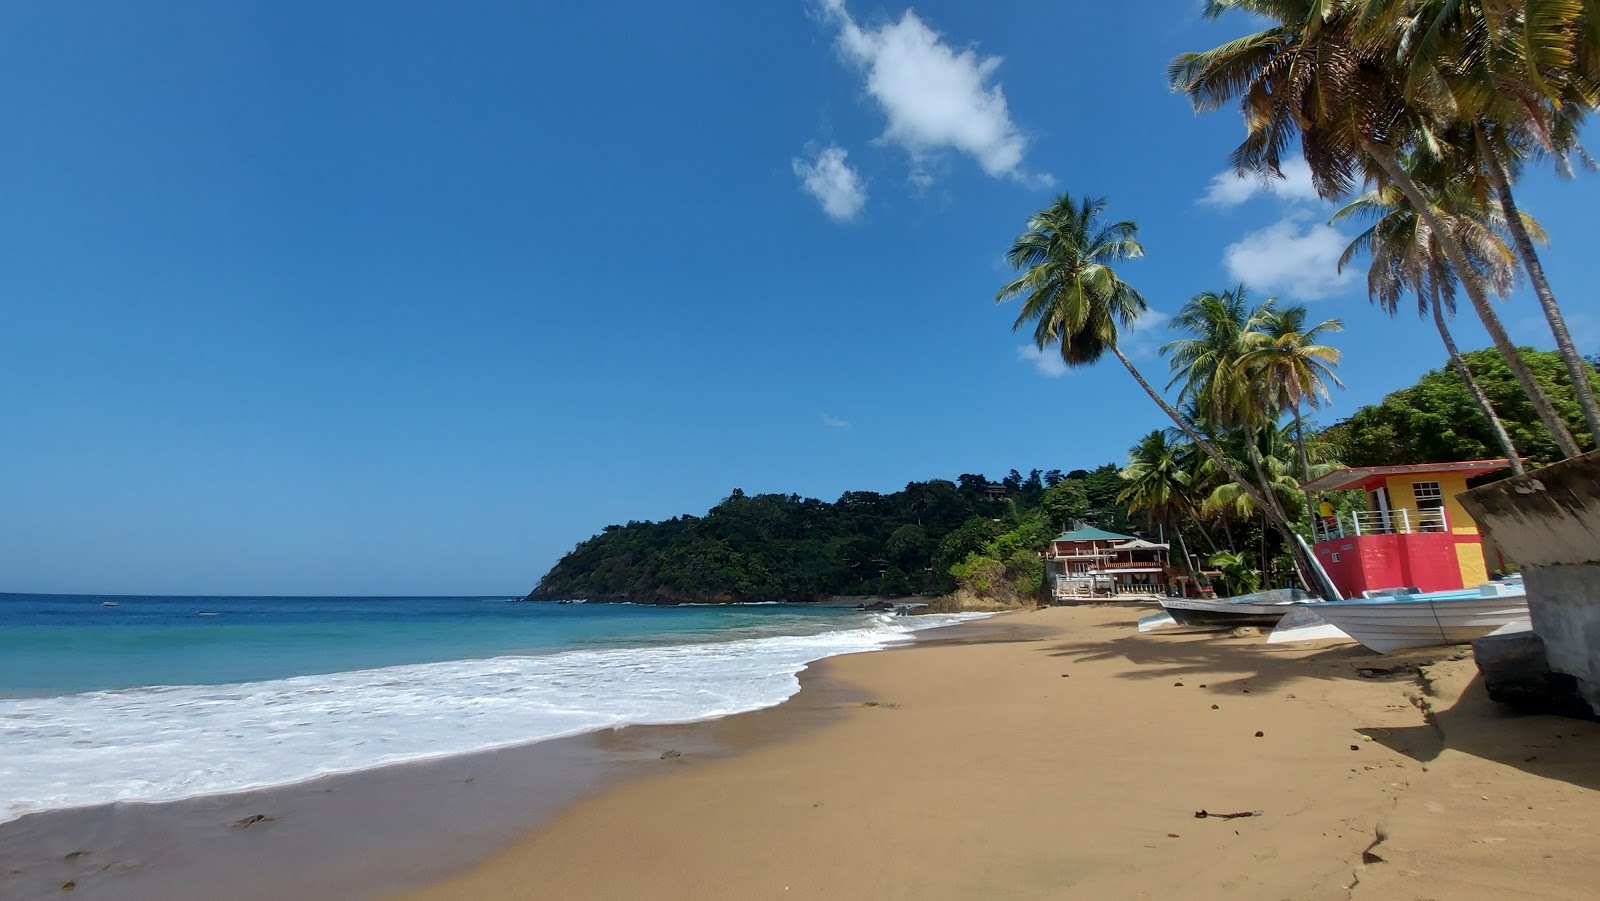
[1315,532,1477,596]
[1459,451,1600,715]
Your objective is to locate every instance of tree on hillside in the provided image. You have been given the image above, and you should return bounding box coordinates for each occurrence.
[1334,348,1598,468]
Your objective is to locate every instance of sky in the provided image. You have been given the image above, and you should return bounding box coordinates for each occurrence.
[2,1,1596,596]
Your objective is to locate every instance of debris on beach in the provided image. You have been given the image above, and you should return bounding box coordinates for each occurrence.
[1254,731,1264,737]
[660,749,681,759]
[861,701,900,708]
[1194,810,1263,820]
[61,881,75,892]
[62,851,88,862]
[231,814,275,829]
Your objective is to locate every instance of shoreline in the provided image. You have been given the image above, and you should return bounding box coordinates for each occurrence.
[0,613,1014,901]
[6,605,1597,899]
[398,603,1600,900]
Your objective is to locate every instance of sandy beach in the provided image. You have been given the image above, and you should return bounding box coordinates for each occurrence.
[8,603,1598,901]
[399,603,1600,901]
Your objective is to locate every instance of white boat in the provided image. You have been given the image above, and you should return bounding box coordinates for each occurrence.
[1159,588,1314,628]
[1267,581,1529,653]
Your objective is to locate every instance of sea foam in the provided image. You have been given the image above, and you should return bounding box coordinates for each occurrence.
[0,611,988,823]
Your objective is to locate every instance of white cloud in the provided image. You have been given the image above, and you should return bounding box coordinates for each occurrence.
[1222,212,1356,300]
[1017,344,1068,378]
[1121,309,1173,360]
[1200,157,1320,208]
[821,412,852,429]
[818,0,1048,187]
[792,145,867,222]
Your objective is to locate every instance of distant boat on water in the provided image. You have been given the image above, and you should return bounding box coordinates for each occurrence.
[196,611,220,617]
[100,601,118,607]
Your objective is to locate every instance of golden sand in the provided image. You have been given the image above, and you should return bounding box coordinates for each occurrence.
[399,604,1600,900]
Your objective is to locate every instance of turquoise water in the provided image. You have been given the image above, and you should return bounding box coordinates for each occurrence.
[0,594,866,696]
[0,593,982,823]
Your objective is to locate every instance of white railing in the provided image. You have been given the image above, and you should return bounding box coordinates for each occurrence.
[1313,507,1448,541]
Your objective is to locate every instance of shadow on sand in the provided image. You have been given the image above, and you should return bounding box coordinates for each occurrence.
[1360,669,1600,793]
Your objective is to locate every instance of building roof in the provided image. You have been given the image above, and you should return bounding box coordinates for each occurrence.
[1053,525,1134,543]
[1299,459,1516,493]
[1113,538,1170,551]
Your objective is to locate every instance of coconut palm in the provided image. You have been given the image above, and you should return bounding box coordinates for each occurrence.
[1169,0,1585,459]
[1374,1,1600,439]
[1331,179,1531,473]
[1117,429,1197,537]
[1236,304,1345,529]
[1163,287,1318,590]
[995,193,1307,584]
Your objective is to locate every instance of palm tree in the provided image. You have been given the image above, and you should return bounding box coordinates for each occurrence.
[1236,304,1345,530]
[1162,286,1318,590]
[1169,1,1585,459]
[1117,429,1197,537]
[995,193,1307,584]
[1376,1,1600,439]
[1331,179,1530,473]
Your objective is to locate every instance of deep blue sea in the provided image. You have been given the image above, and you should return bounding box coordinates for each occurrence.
[0,594,983,823]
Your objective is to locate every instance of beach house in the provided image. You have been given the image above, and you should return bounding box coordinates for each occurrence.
[1045,525,1173,602]
[1300,459,1514,598]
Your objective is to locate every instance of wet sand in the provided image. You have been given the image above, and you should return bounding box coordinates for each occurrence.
[7,604,1598,900]
[400,604,1600,901]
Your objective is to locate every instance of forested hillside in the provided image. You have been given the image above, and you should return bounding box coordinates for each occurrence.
[527,467,1133,603]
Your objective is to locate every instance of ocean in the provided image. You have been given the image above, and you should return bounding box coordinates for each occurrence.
[0,594,983,825]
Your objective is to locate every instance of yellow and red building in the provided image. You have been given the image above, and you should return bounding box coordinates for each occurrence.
[1300,459,1512,597]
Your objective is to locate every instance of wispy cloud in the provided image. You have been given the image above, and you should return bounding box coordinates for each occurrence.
[1017,344,1068,378]
[1199,157,1321,208]
[815,0,1049,188]
[820,412,852,429]
[792,145,868,222]
[1222,211,1356,300]
[1121,309,1173,360]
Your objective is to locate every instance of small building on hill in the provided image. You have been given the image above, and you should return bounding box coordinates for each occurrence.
[1300,458,1514,597]
[1045,525,1173,602]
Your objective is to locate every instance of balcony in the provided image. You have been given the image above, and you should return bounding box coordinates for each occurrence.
[1313,507,1448,542]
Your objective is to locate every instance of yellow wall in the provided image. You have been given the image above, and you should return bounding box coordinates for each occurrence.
[1455,542,1490,587]
[1382,472,1479,535]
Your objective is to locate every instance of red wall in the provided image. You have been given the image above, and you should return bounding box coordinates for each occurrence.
[1314,533,1475,597]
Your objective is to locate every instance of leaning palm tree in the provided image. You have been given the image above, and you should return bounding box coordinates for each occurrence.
[1373,0,1600,439]
[1169,0,1585,459]
[995,193,1315,587]
[1331,179,1531,474]
[1236,304,1345,529]
[1163,287,1317,590]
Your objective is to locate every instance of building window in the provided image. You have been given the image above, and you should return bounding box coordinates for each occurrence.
[1330,553,1341,563]
[1413,481,1443,509]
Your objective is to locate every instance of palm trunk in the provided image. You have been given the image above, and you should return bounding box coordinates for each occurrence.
[1292,403,1321,539]
[1242,428,1315,590]
[1476,123,1600,445]
[1430,281,1525,476]
[1111,341,1321,593]
[1363,138,1583,459]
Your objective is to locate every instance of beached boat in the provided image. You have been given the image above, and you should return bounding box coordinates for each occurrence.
[1159,588,1315,628]
[1267,581,1529,653]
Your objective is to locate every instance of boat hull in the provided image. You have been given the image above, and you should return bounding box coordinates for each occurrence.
[1159,589,1311,629]
[1282,591,1530,654]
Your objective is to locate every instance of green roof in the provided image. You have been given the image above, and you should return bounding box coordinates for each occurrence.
[1053,526,1133,542]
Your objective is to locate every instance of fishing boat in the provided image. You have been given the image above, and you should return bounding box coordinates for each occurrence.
[1158,588,1316,628]
[1267,580,1529,653]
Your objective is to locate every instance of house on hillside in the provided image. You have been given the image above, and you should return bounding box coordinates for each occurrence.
[1044,525,1174,602]
[1300,459,1514,597]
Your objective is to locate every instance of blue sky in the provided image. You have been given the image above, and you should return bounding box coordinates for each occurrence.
[2,1,1595,596]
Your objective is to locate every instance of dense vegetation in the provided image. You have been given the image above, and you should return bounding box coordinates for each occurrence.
[528,467,1134,603]
[1328,348,1598,469]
